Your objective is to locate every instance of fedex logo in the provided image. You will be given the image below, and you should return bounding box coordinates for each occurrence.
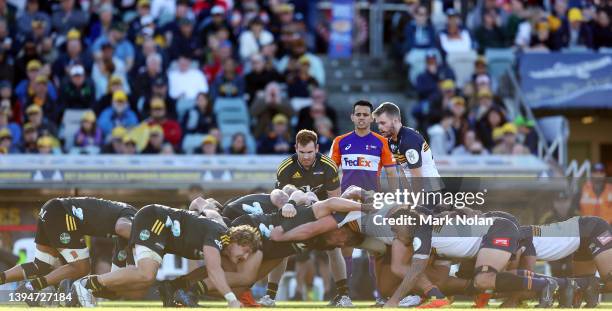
[344,157,373,167]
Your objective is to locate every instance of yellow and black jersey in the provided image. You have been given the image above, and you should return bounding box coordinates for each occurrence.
[275,153,340,200]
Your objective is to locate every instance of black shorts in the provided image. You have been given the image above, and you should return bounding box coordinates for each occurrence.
[129,204,171,259]
[484,211,520,227]
[575,216,612,261]
[112,237,134,267]
[479,218,519,255]
[35,199,86,249]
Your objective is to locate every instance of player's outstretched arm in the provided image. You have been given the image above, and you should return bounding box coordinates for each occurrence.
[312,197,363,219]
[385,249,428,307]
[202,246,240,307]
[270,215,338,242]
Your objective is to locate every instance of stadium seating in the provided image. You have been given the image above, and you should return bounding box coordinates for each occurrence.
[485,48,515,88]
[60,109,88,150]
[405,49,441,85]
[181,133,206,154]
[446,50,478,88]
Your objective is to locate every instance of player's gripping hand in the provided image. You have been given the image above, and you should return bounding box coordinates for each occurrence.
[281,203,297,218]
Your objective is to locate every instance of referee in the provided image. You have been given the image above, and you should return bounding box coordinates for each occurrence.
[259,130,352,307]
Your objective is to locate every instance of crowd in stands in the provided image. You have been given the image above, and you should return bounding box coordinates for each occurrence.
[0,0,339,155]
[391,0,612,157]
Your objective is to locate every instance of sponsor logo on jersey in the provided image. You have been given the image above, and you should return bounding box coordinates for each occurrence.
[242,202,263,215]
[151,219,164,235]
[139,229,150,241]
[65,214,77,232]
[413,237,422,251]
[292,171,302,179]
[493,238,510,247]
[343,156,373,168]
[71,250,78,259]
[171,220,181,237]
[72,206,84,221]
[214,239,223,250]
[39,209,47,220]
[344,144,352,151]
[117,250,127,261]
[597,231,612,246]
[59,232,71,244]
[406,149,420,165]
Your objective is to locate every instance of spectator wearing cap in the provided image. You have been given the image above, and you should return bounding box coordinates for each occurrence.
[182,92,217,134]
[476,105,507,150]
[93,22,136,71]
[98,90,139,137]
[439,9,474,54]
[87,3,115,44]
[160,0,192,41]
[427,109,456,157]
[168,17,203,61]
[128,0,153,42]
[198,134,219,155]
[296,88,338,134]
[17,0,51,38]
[559,8,594,49]
[74,110,103,149]
[25,104,58,138]
[451,129,490,155]
[257,113,292,154]
[448,96,470,137]
[471,88,496,122]
[168,53,208,101]
[0,128,16,153]
[278,38,325,86]
[203,39,238,84]
[286,55,319,98]
[239,17,274,61]
[251,82,293,138]
[51,0,89,36]
[19,122,39,153]
[121,135,139,155]
[145,97,182,147]
[36,136,55,155]
[0,106,20,146]
[92,42,130,100]
[467,0,509,31]
[210,58,245,101]
[492,123,530,154]
[59,65,95,109]
[403,5,439,54]
[579,163,611,222]
[593,9,612,50]
[24,75,62,124]
[15,60,59,106]
[227,132,248,154]
[94,75,128,115]
[245,53,283,104]
[415,51,456,101]
[140,74,177,119]
[415,79,458,132]
[197,5,236,48]
[52,29,94,82]
[475,9,510,53]
[132,53,163,103]
[0,81,20,125]
[514,115,537,155]
[101,126,127,154]
[529,19,558,51]
[142,124,166,154]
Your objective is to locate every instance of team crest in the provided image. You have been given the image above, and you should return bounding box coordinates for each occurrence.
[406,149,419,164]
[140,229,150,241]
[59,232,71,244]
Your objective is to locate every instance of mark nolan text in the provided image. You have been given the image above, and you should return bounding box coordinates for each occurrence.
[373,214,494,226]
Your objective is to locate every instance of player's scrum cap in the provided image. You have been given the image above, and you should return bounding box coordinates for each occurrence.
[202,134,217,145]
[27,60,42,71]
[272,114,288,124]
[81,110,96,122]
[26,105,42,115]
[0,128,11,139]
[112,90,128,102]
[111,126,128,139]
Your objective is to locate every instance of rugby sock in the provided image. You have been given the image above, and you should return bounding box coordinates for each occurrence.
[192,280,208,296]
[425,286,445,299]
[495,272,548,292]
[31,276,48,290]
[85,275,105,292]
[344,256,353,278]
[516,269,567,288]
[368,256,378,297]
[336,279,349,296]
[266,282,279,299]
[0,272,5,285]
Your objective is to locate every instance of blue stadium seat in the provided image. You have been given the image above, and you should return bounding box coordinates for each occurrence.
[213,97,249,121]
[175,98,195,122]
[221,132,257,154]
[446,50,478,88]
[182,133,205,154]
[485,48,515,86]
[60,109,88,150]
[405,49,441,85]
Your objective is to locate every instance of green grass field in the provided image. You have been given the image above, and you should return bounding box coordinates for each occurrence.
[1,301,612,309]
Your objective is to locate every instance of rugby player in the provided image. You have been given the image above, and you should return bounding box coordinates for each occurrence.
[372,102,443,205]
[270,129,351,307]
[0,197,136,306]
[330,100,397,303]
[71,204,261,308]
